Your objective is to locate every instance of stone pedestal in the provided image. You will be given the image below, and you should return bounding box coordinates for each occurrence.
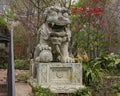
[30,62,84,93]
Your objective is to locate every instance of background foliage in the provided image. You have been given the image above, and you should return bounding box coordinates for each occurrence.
[0,0,120,95]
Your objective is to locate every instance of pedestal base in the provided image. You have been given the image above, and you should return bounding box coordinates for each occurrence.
[30,62,84,93]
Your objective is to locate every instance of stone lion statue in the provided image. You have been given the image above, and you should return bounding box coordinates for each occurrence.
[34,5,75,63]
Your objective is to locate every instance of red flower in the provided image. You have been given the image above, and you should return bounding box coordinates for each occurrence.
[97,7,104,13]
[78,8,87,12]
[90,7,103,13]
[93,13,99,17]
[79,26,84,29]
[92,23,97,27]
[71,7,87,14]
[86,7,104,16]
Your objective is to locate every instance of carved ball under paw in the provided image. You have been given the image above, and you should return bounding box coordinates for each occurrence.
[39,50,53,62]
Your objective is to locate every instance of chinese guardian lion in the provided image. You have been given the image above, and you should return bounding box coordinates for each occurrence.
[34,5,75,63]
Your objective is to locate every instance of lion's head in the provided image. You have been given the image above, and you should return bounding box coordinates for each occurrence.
[43,5,71,32]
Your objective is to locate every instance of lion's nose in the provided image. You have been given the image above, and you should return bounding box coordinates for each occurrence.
[58,17,64,20]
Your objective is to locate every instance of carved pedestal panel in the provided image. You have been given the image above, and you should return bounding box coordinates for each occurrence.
[30,63,84,93]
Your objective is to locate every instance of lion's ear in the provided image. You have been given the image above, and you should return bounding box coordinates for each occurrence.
[43,7,50,23]
[42,11,47,23]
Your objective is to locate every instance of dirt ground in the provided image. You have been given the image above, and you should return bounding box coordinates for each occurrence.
[16,83,33,96]
[0,69,33,96]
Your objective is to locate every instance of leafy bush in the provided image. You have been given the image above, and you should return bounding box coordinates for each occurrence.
[0,17,9,69]
[79,52,120,96]
[0,59,30,70]
[75,87,92,96]
[15,59,30,70]
[32,86,93,96]
[93,53,120,75]
[94,53,120,68]
[71,0,109,59]
[83,61,104,86]
[16,73,30,82]
[0,49,8,69]
[32,86,57,96]
[0,17,9,36]
[82,52,120,86]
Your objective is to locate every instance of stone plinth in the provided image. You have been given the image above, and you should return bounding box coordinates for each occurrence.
[30,62,84,93]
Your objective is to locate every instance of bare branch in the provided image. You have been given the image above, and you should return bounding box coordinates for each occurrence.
[29,0,40,9]
[68,0,72,9]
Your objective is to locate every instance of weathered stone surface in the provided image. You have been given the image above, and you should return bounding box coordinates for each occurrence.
[34,5,75,63]
[30,63,84,93]
[30,4,84,93]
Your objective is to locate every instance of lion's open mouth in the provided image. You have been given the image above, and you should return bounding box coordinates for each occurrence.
[48,23,66,32]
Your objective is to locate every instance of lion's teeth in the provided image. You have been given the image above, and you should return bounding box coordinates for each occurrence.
[52,23,54,27]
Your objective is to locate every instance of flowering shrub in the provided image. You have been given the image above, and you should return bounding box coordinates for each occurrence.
[72,7,103,15]
[72,7,87,13]
[71,0,109,58]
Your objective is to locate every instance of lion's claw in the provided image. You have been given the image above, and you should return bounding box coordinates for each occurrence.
[38,45,51,51]
[61,57,75,63]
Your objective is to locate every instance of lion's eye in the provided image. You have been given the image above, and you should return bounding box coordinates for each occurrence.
[50,11,57,15]
[63,12,69,17]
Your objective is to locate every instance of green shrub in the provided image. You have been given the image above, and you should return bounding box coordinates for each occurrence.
[16,73,30,82]
[32,86,57,96]
[93,53,120,75]
[94,53,120,68]
[83,60,104,86]
[0,17,9,69]
[32,86,93,96]
[0,59,30,70]
[0,17,9,36]
[15,59,30,70]
[0,49,8,69]
[82,53,120,86]
[75,87,92,96]
[82,53,120,96]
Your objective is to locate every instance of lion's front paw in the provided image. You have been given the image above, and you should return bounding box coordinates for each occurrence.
[61,57,75,63]
[35,57,40,62]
